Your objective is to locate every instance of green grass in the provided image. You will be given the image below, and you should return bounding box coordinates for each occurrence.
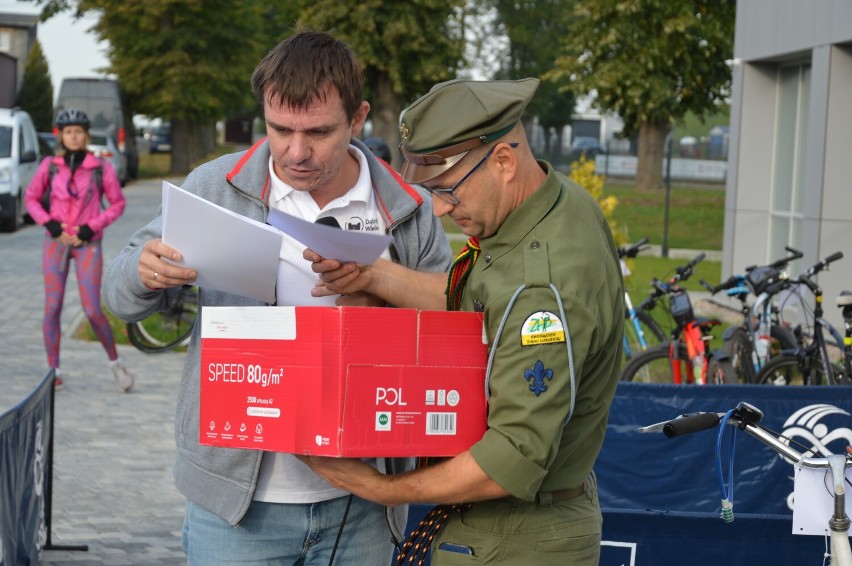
[606,179,724,250]
[136,143,244,179]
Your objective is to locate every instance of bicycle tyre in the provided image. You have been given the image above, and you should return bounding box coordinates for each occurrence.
[705,357,730,385]
[724,327,755,384]
[723,324,798,384]
[126,287,198,353]
[754,354,829,386]
[620,343,687,383]
[623,310,665,363]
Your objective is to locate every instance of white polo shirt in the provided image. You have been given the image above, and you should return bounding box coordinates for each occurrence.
[254,145,390,503]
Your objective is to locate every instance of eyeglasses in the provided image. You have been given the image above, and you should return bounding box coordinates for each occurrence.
[426,142,518,205]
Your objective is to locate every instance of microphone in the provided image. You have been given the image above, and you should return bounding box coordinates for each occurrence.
[315,216,341,229]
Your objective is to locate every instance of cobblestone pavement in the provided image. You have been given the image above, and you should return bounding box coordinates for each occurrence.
[0,178,189,565]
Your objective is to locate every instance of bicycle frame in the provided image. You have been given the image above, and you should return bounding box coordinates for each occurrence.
[671,320,708,384]
[623,291,651,360]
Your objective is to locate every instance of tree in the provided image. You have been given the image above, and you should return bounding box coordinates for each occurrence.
[16,39,54,132]
[71,0,270,174]
[490,0,576,164]
[547,1,735,190]
[298,0,466,168]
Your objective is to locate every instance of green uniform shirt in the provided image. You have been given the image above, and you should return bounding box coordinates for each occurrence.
[465,161,624,500]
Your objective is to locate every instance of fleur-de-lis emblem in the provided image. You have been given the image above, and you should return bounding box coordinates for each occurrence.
[400,122,410,141]
[524,360,553,396]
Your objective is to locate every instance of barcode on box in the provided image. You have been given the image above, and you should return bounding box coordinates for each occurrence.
[426,412,457,435]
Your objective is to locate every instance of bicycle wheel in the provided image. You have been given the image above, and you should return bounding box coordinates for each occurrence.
[127,287,198,353]
[705,357,731,385]
[723,325,798,384]
[724,327,755,384]
[620,343,688,383]
[622,310,667,365]
[755,354,829,386]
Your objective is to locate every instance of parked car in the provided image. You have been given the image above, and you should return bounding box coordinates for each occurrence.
[38,131,57,155]
[0,107,41,232]
[571,136,607,159]
[88,128,127,186]
[148,124,171,154]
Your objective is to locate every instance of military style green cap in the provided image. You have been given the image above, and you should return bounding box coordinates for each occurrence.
[399,77,540,184]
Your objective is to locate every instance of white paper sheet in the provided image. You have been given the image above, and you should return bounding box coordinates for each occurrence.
[161,181,281,304]
[266,207,392,265]
[792,463,852,536]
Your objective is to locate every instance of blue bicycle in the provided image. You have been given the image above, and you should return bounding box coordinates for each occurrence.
[619,237,666,366]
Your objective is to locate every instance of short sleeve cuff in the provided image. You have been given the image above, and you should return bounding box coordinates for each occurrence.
[469,429,547,499]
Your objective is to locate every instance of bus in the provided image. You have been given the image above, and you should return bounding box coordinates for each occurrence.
[55,77,138,181]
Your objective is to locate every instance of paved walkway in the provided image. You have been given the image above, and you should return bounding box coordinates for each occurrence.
[0,178,189,565]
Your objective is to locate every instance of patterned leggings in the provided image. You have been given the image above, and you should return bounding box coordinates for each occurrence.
[42,237,117,369]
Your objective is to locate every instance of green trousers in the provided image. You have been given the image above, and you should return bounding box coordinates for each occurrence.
[432,473,601,565]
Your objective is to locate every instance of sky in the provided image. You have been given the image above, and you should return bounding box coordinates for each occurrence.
[1,1,110,100]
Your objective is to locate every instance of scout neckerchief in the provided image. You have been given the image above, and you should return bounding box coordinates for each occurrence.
[445,236,480,311]
[395,237,481,564]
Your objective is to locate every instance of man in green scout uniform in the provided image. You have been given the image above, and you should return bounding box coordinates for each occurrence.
[303,78,624,565]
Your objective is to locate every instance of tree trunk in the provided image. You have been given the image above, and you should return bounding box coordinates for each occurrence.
[635,120,670,191]
[369,73,404,170]
[170,118,207,175]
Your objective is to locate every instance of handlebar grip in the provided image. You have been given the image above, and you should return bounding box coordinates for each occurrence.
[825,251,844,264]
[636,237,649,247]
[689,252,706,267]
[700,279,715,292]
[663,412,721,438]
[769,247,804,269]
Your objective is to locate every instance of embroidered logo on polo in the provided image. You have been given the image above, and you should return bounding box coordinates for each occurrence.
[524,360,553,396]
[521,311,566,346]
[344,216,382,232]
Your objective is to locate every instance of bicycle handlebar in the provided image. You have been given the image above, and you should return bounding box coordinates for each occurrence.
[642,401,849,471]
[767,246,804,269]
[700,275,742,295]
[618,237,650,259]
[663,412,721,437]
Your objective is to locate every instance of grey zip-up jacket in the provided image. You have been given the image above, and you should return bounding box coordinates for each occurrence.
[103,138,452,536]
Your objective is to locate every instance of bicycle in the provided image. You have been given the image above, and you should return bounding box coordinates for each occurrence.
[620,252,730,384]
[754,251,850,386]
[618,237,666,364]
[126,285,198,353]
[640,401,852,566]
[701,246,802,383]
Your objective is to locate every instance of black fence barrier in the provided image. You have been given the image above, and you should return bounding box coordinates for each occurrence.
[0,369,86,565]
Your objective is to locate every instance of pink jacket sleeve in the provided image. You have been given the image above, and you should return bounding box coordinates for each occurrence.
[84,159,126,235]
[24,158,54,226]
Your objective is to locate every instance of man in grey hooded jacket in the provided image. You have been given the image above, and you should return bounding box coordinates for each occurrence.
[103,31,451,565]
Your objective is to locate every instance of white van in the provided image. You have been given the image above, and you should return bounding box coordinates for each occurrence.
[0,107,41,232]
[55,78,138,182]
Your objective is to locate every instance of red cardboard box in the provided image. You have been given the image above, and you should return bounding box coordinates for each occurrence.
[199,306,488,457]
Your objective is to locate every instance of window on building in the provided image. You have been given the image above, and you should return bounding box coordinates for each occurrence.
[769,63,810,263]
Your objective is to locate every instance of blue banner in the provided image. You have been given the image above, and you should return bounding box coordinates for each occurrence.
[400,383,852,566]
[0,371,52,566]
[597,382,852,515]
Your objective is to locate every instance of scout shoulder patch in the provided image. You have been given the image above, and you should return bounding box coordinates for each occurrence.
[520,311,566,346]
[524,360,553,396]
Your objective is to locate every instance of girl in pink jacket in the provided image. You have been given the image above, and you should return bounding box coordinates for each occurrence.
[25,108,134,392]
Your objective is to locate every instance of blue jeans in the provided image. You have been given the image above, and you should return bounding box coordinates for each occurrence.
[182,496,394,565]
